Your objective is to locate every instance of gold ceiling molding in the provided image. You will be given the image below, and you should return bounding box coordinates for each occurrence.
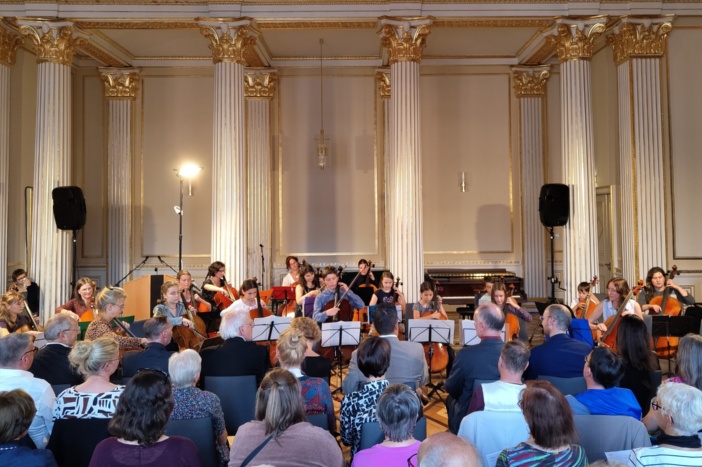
[197,18,260,65]
[376,70,390,98]
[607,18,673,65]
[378,16,434,65]
[523,41,556,65]
[547,19,607,62]
[80,41,127,67]
[75,21,199,30]
[512,65,551,97]
[0,28,23,66]
[17,20,87,66]
[99,67,140,99]
[244,70,277,98]
[433,19,552,28]
[257,21,376,29]
[273,55,378,61]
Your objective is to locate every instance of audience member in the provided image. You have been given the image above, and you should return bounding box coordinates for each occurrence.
[417,432,481,467]
[85,287,147,350]
[229,369,344,467]
[343,302,427,394]
[169,349,229,465]
[29,313,83,386]
[0,389,57,466]
[56,276,97,319]
[199,309,269,386]
[89,370,200,467]
[0,333,54,448]
[496,380,587,466]
[566,346,641,419]
[53,337,124,419]
[351,383,421,467]
[630,382,702,466]
[290,316,331,380]
[122,317,174,378]
[445,303,504,433]
[467,340,529,414]
[341,336,391,458]
[616,314,660,416]
[11,269,41,316]
[524,304,592,380]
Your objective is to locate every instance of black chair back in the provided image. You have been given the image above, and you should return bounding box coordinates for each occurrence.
[51,383,71,396]
[203,375,256,435]
[359,416,427,451]
[47,417,111,467]
[166,417,218,467]
[307,413,329,431]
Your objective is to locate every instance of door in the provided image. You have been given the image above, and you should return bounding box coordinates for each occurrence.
[596,187,614,289]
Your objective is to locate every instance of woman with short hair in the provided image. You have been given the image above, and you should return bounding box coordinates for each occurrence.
[496,380,587,466]
[0,389,57,466]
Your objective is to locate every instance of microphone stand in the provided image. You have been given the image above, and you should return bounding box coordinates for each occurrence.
[157,256,179,275]
[259,244,265,289]
[113,256,150,287]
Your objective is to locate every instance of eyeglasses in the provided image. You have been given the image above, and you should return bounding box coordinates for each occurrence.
[111,303,126,310]
[651,399,664,411]
[22,347,38,358]
[407,453,417,467]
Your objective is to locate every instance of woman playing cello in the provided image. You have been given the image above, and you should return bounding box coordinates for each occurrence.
[221,279,270,316]
[491,281,532,341]
[177,270,211,331]
[201,261,232,316]
[638,267,695,314]
[588,278,643,334]
[295,263,321,306]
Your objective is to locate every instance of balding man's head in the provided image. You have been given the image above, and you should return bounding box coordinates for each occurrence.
[417,432,481,467]
[475,303,504,337]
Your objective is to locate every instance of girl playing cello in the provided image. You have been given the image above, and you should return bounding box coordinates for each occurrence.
[412,281,455,375]
[201,261,231,315]
[153,281,195,329]
[369,271,406,309]
[638,266,695,314]
[295,263,321,306]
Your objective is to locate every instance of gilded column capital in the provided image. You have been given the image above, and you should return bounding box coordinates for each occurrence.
[244,70,277,98]
[377,16,434,65]
[196,17,260,65]
[547,18,607,62]
[376,69,391,99]
[0,28,23,66]
[98,68,141,100]
[512,66,551,98]
[16,19,87,66]
[607,17,673,65]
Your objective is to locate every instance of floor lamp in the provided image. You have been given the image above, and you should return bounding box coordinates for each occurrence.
[175,164,203,271]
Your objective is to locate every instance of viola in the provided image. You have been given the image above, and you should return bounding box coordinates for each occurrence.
[649,266,683,357]
[600,280,645,350]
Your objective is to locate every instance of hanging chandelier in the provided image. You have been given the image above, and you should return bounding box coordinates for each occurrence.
[316,38,329,170]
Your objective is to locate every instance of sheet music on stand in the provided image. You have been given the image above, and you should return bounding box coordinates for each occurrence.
[406,319,454,345]
[251,315,292,342]
[321,321,362,348]
[460,320,506,346]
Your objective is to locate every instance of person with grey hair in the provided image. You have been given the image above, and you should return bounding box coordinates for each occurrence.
[629,382,702,466]
[169,349,229,465]
[417,432,481,467]
[0,333,54,448]
[29,313,83,386]
[122,316,174,378]
[351,383,421,466]
[445,303,504,434]
[524,303,592,380]
[200,308,269,386]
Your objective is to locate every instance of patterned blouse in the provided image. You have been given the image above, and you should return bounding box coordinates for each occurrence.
[299,375,335,432]
[171,386,229,464]
[496,442,587,467]
[340,379,390,457]
[85,318,142,350]
[53,386,124,420]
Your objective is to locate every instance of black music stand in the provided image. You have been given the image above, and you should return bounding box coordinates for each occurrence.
[252,316,292,363]
[407,319,454,401]
[651,314,701,375]
[270,286,296,316]
[321,321,361,395]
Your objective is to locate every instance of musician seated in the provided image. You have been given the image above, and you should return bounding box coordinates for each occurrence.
[312,266,365,323]
[0,291,35,337]
[639,266,696,314]
[11,268,41,317]
[122,317,174,378]
[55,277,96,320]
[290,317,332,380]
[588,278,643,334]
[0,389,57,466]
[474,276,495,308]
[342,303,427,395]
[53,337,124,419]
[29,314,83,386]
[566,346,641,419]
[199,309,269,386]
[282,255,301,286]
[220,279,268,317]
[85,287,147,350]
[152,281,195,329]
[369,271,406,309]
[466,340,529,415]
[569,281,600,316]
[524,305,593,380]
[295,264,320,306]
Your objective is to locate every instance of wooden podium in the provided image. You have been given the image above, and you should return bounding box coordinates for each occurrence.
[122,274,176,321]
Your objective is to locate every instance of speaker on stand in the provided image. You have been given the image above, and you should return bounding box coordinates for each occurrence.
[52,186,87,298]
[539,184,569,304]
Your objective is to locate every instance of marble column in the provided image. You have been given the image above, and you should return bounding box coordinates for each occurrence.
[0,29,22,288]
[512,66,551,300]
[376,69,392,270]
[547,19,605,304]
[378,17,433,303]
[198,18,259,282]
[244,70,275,287]
[607,18,672,280]
[18,20,85,318]
[99,68,140,286]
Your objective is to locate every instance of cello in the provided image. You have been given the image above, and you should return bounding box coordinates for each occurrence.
[250,278,277,367]
[503,284,521,342]
[420,280,450,374]
[213,275,239,312]
[171,289,208,351]
[599,280,645,350]
[319,267,357,365]
[649,266,683,357]
[575,276,599,319]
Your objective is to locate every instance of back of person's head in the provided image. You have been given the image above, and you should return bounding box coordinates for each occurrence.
[373,302,398,335]
[0,333,33,368]
[676,333,702,390]
[255,369,306,437]
[290,317,321,343]
[0,389,36,443]
[168,349,201,389]
[417,432,481,467]
[69,337,119,377]
[546,304,571,332]
[587,346,624,388]
[95,286,126,311]
[143,316,170,340]
[616,314,656,371]
[476,303,505,332]
[43,313,75,341]
[109,369,173,446]
[656,382,702,436]
[520,380,577,450]
[500,340,530,373]
[358,335,391,378]
[277,328,307,369]
[219,309,249,340]
[376,384,420,442]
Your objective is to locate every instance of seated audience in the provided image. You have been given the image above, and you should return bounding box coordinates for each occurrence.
[30,314,83,386]
[290,316,332,380]
[89,370,200,467]
[122,317,174,378]
[341,336,391,459]
[467,340,529,414]
[351,383,421,467]
[0,333,54,448]
[417,432,481,467]
[85,287,147,350]
[630,382,702,466]
[497,380,587,466]
[53,337,124,419]
[200,308,268,386]
[616,314,660,417]
[168,349,229,465]
[277,328,334,431]
[566,346,641,419]
[0,389,57,466]
[524,304,592,380]
[229,369,343,467]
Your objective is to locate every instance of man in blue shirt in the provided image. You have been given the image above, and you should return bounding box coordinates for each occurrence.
[312,266,365,323]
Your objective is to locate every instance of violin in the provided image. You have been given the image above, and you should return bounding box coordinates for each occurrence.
[421,280,449,373]
[649,266,683,357]
[600,280,645,350]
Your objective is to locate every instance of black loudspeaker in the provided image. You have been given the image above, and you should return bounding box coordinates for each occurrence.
[539,183,569,227]
[52,186,86,230]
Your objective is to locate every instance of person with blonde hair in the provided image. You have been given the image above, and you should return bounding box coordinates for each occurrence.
[289,316,331,380]
[0,291,33,337]
[0,389,57,466]
[85,287,146,350]
[53,337,124,419]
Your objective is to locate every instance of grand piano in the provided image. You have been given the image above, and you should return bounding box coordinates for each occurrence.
[425,268,526,308]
